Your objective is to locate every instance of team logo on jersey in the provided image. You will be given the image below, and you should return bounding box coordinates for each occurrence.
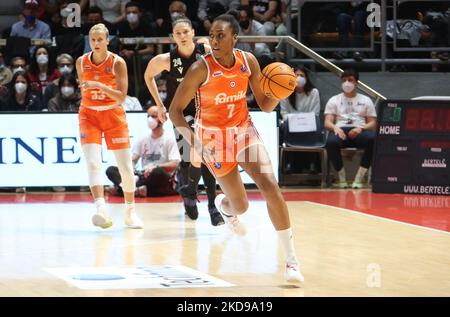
[85,65,91,70]
[240,65,247,73]
[94,76,99,80]
[212,71,223,78]
[214,91,246,105]
[173,58,182,67]
[177,67,183,74]
[214,163,222,169]
[229,81,236,88]
[105,67,111,73]
[80,133,86,139]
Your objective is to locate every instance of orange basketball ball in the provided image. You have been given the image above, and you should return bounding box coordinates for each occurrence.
[260,62,296,100]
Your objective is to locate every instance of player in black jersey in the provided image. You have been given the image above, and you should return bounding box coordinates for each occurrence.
[144,16,224,226]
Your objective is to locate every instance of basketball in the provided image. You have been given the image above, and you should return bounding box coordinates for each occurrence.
[260,62,296,100]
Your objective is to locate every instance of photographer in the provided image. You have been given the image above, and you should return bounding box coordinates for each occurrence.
[106,106,181,197]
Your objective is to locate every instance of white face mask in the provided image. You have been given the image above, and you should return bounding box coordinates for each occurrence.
[37,54,49,65]
[148,116,158,130]
[59,65,73,74]
[61,86,74,97]
[296,76,306,88]
[159,91,167,102]
[127,13,139,24]
[15,82,27,94]
[342,81,356,94]
[170,12,182,21]
[13,66,25,74]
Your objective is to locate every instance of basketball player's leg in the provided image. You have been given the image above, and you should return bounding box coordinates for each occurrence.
[112,148,143,229]
[81,143,113,229]
[79,108,112,229]
[208,165,248,235]
[105,108,143,229]
[201,164,224,226]
[174,125,201,220]
[238,143,304,283]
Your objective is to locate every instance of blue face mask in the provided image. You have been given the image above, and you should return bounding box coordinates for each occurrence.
[24,15,36,24]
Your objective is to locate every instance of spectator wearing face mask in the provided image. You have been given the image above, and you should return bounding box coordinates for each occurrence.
[234,6,272,66]
[0,70,43,112]
[9,56,29,75]
[43,53,75,107]
[106,106,181,197]
[324,69,376,189]
[47,73,80,112]
[10,0,51,42]
[28,45,60,95]
[118,2,155,60]
[280,66,321,174]
[279,66,320,120]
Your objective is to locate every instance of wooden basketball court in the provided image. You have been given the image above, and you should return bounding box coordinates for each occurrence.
[0,189,449,296]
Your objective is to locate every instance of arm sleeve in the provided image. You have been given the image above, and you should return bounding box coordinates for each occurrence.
[324,96,337,115]
[311,89,321,116]
[366,97,377,117]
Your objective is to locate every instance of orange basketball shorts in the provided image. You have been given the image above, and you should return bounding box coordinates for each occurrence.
[195,119,263,178]
[78,106,130,150]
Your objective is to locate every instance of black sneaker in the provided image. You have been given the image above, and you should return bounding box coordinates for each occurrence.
[208,207,225,226]
[183,197,199,220]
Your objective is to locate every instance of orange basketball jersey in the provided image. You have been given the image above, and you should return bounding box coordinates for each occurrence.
[80,51,118,107]
[195,49,251,129]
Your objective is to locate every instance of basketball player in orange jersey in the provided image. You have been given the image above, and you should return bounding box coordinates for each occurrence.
[76,23,143,229]
[144,16,224,226]
[169,15,304,283]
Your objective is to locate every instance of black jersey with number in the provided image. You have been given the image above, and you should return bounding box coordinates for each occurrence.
[165,43,205,117]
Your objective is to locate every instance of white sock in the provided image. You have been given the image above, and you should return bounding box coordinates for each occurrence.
[337,168,346,183]
[95,197,106,214]
[125,200,135,215]
[277,228,299,266]
[354,167,368,183]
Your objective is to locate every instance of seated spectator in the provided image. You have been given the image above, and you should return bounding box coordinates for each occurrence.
[334,1,369,61]
[198,0,240,32]
[44,53,76,106]
[106,106,181,197]
[28,45,60,95]
[9,56,29,75]
[280,66,320,120]
[122,95,143,111]
[89,0,129,25]
[47,73,80,112]
[155,1,202,37]
[10,1,51,42]
[233,6,272,68]
[118,1,155,59]
[241,0,280,35]
[50,1,85,58]
[324,69,376,189]
[0,70,43,111]
[81,6,117,36]
[280,66,321,174]
[118,1,155,96]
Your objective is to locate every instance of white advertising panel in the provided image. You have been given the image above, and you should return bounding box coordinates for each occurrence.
[0,111,278,186]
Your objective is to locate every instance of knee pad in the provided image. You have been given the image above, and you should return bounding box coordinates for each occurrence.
[82,144,103,186]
